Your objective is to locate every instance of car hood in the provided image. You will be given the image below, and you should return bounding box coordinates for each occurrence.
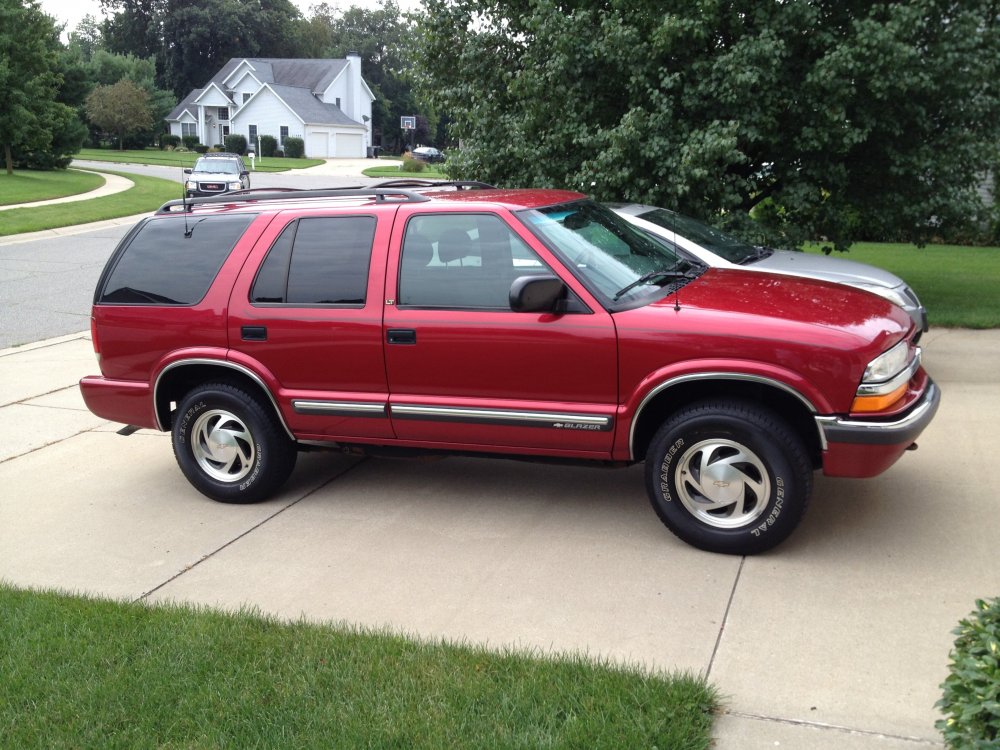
[755,249,905,289]
[188,171,237,179]
[650,267,911,346]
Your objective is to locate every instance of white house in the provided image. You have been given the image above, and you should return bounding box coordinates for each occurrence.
[165,56,375,158]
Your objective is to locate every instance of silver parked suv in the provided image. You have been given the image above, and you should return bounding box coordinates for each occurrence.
[184,153,250,197]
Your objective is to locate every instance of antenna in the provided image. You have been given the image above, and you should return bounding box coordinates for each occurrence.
[672,223,681,312]
[182,167,192,238]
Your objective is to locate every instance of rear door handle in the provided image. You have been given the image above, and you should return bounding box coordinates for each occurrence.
[387,328,416,345]
[241,325,267,341]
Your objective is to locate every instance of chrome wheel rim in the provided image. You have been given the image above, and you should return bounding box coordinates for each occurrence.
[674,438,771,529]
[191,409,255,483]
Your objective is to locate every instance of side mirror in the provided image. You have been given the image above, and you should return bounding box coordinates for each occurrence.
[183,168,192,174]
[509,275,568,313]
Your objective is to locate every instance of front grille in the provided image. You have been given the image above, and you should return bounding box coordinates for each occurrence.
[198,182,226,192]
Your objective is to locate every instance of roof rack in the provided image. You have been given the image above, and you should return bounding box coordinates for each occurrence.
[371,179,498,190]
[157,187,431,214]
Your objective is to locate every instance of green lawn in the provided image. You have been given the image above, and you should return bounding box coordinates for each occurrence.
[0,170,181,236]
[76,148,324,172]
[805,242,1000,329]
[363,164,450,179]
[0,585,719,749]
[0,169,104,206]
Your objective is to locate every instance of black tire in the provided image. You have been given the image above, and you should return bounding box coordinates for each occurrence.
[644,400,812,555]
[172,383,297,504]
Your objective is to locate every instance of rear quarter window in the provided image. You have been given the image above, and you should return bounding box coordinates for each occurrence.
[250,216,377,306]
[98,214,256,305]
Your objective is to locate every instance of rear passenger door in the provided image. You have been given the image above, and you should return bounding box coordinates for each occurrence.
[382,209,618,456]
[228,210,395,440]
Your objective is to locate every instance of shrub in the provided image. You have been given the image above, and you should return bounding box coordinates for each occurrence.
[182,135,200,150]
[275,150,285,158]
[259,135,277,157]
[283,136,304,158]
[224,134,247,155]
[402,156,426,173]
[160,134,181,150]
[194,144,209,154]
[937,597,1000,748]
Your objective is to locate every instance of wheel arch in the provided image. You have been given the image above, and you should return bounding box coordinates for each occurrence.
[629,374,824,468]
[153,358,293,440]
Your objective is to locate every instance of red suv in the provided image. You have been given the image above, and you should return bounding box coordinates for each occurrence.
[80,184,939,554]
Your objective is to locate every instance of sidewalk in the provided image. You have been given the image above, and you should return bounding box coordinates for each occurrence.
[0,169,133,212]
[1,328,997,748]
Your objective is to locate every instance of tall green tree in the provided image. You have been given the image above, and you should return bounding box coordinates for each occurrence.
[67,14,105,61]
[84,50,175,146]
[102,0,305,97]
[99,0,165,60]
[414,0,1000,247]
[0,0,80,172]
[85,78,154,149]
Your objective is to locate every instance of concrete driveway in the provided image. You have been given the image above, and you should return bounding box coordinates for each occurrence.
[1,325,996,748]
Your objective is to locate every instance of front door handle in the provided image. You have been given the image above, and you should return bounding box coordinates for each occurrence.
[387,328,416,345]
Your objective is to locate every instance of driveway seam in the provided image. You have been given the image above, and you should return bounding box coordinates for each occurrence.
[706,555,744,679]
[723,710,943,746]
[132,457,368,605]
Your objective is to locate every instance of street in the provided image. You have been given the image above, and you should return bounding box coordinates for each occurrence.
[0,160,383,348]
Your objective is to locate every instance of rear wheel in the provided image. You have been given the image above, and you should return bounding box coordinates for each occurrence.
[644,400,812,555]
[172,383,296,503]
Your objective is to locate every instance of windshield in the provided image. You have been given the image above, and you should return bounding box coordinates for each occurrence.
[519,200,700,306]
[193,159,240,175]
[634,208,761,264]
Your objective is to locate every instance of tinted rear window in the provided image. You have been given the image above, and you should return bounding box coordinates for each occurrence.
[251,216,376,305]
[99,214,255,305]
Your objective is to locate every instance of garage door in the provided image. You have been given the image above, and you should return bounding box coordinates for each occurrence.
[335,133,363,157]
[307,131,329,158]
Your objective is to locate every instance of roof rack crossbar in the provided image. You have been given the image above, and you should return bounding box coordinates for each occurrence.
[157,187,431,214]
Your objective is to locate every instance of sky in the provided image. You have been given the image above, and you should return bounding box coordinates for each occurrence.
[39,0,419,38]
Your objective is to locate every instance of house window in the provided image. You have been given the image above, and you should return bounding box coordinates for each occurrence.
[222,126,230,137]
[243,93,251,104]
[335,98,341,109]
[181,122,196,137]
[280,125,289,145]
[218,107,229,121]
[248,125,257,145]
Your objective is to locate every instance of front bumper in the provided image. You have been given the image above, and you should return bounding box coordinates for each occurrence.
[817,378,940,478]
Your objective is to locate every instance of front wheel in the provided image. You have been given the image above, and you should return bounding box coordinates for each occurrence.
[172,383,297,504]
[644,400,812,555]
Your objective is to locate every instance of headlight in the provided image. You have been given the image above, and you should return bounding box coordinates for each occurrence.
[228,181,242,189]
[863,340,910,383]
[853,341,918,412]
[185,180,196,190]
[852,282,909,309]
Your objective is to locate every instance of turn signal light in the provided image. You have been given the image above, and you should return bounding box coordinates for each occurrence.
[851,383,907,413]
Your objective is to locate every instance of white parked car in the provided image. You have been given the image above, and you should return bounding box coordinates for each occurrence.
[610,203,928,334]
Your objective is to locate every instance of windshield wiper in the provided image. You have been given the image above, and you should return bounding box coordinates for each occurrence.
[613,267,693,301]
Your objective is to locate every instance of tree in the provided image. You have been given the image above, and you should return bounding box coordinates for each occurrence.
[101,0,306,98]
[413,0,1000,248]
[99,0,165,60]
[86,78,154,149]
[0,0,83,173]
[87,49,176,139]
[67,14,104,61]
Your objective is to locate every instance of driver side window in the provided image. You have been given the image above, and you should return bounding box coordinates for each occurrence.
[398,214,552,309]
